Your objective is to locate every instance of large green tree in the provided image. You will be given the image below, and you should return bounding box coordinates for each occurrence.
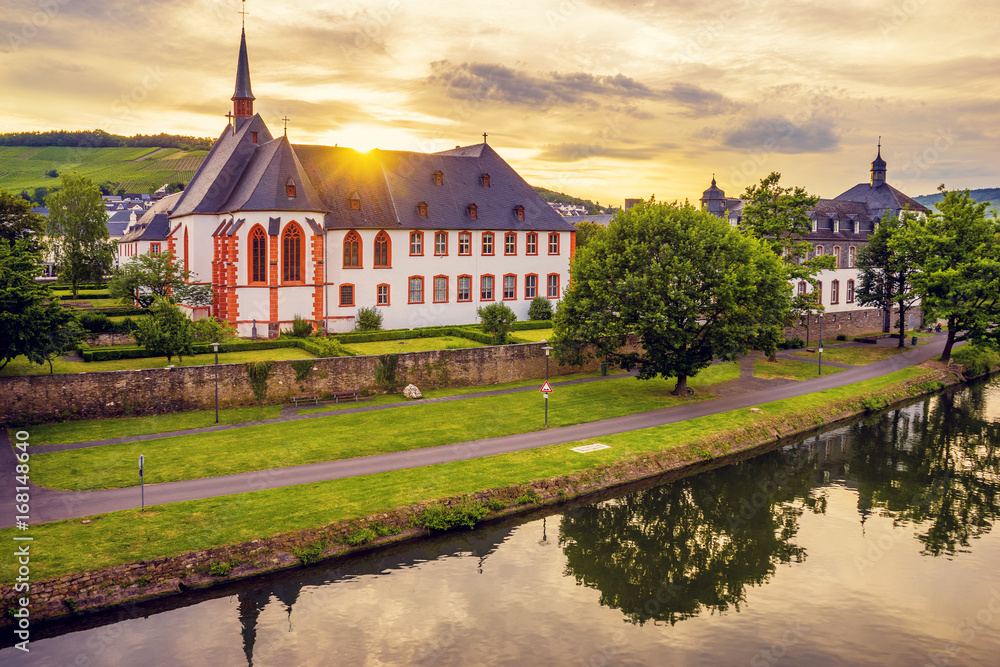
[46,174,115,297]
[132,297,194,362]
[572,219,605,250]
[0,190,46,250]
[553,200,789,395]
[894,187,1000,361]
[856,211,922,347]
[109,250,213,309]
[0,239,81,372]
[740,172,833,359]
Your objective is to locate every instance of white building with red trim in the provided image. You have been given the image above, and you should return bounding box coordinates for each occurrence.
[121,27,576,337]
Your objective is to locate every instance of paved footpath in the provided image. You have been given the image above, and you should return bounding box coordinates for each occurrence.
[0,336,953,529]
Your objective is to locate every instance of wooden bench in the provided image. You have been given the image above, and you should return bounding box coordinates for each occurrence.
[330,390,359,404]
[856,333,894,344]
[290,394,319,407]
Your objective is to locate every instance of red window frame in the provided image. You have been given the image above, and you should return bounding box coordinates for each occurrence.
[458,231,472,256]
[504,232,517,256]
[457,274,472,302]
[548,233,560,255]
[546,273,560,299]
[482,232,494,256]
[282,222,305,284]
[526,233,538,255]
[410,231,424,256]
[480,274,495,301]
[434,231,449,256]
[339,283,355,307]
[377,283,390,306]
[408,275,424,304]
[525,273,538,299]
[433,275,449,303]
[502,273,517,300]
[374,230,391,268]
[249,224,267,284]
[343,230,362,268]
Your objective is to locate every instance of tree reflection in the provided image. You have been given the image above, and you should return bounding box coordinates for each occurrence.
[851,381,1000,557]
[558,455,820,625]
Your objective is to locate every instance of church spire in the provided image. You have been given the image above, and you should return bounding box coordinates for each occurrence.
[870,137,887,187]
[232,27,255,119]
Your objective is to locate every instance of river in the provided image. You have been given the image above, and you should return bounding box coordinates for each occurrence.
[6,378,1000,666]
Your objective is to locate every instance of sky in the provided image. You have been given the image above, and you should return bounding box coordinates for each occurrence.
[2,0,998,205]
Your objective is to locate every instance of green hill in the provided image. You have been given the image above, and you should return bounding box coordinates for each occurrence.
[533,186,615,214]
[0,146,207,195]
[913,188,1000,213]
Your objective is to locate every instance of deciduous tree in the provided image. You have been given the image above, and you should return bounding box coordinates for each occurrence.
[109,250,213,309]
[856,211,922,348]
[894,187,1000,361]
[740,172,833,359]
[46,174,115,297]
[477,302,517,344]
[132,297,194,362]
[0,190,46,250]
[553,201,789,395]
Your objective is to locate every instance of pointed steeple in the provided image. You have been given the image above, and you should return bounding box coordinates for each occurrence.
[870,137,886,187]
[232,28,255,119]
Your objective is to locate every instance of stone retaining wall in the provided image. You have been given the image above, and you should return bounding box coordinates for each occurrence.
[0,343,605,426]
[783,307,923,343]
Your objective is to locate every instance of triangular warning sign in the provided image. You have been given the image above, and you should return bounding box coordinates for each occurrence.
[540,381,553,393]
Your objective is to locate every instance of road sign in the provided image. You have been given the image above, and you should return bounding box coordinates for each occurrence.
[139,454,144,476]
[540,381,553,394]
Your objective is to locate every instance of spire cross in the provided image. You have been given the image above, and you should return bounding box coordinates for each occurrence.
[225,110,235,135]
[282,116,290,137]
[483,132,488,144]
[239,1,248,28]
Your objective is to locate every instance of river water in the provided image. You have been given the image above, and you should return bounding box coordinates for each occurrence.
[7,378,1000,666]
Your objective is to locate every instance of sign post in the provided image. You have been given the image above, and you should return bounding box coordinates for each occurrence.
[541,345,554,428]
[139,454,144,512]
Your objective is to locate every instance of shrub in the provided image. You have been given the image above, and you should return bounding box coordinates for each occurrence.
[302,337,352,358]
[192,316,238,344]
[514,489,542,506]
[487,499,507,511]
[952,345,1000,377]
[132,298,194,362]
[284,314,314,338]
[246,361,273,403]
[836,334,847,341]
[292,542,326,565]
[778,337,805,350]
[209,561,232,576]
[477,303,517,344]
[415,502,489,532]
[374,353,400,392]
[528,296,553,321]
[345,528,377,546]
[290,359,314,381]
[356,306,384,332]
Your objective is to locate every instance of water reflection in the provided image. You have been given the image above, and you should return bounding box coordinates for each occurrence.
[558,380,1000,626]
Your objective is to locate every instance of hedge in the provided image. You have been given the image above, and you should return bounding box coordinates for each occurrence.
[78,339,308,362]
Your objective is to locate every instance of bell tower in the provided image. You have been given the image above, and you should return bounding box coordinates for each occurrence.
[231,27,255,119]
[870,138,887,187]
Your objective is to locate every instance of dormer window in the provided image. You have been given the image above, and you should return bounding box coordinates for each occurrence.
[286,179,296,198]
[834,219,840,233]
[417,202,428,217]
[468,204,478,219]
[350,194,361,211]
[514,205,525,221]
[251,131,258,144]
[481,173,490,188]
[811,218,817,233]
[433,171,443,185]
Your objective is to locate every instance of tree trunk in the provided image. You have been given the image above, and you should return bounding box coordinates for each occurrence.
[673,375,689,396]
[897,304,907,348]
[940,330,956,362]
[768,350,778,362]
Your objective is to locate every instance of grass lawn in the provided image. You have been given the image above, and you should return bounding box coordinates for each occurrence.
[791,345,907,366]
[31,363,739,491]
[21,406,284,446]
[0,347,316,376]
[754,358,845,380]
[0,366,930,583]
[344,336,487,356]
[510,327,554,343]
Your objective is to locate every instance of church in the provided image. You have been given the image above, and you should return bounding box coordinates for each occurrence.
[119,27,577,337]
[700,147,930,333]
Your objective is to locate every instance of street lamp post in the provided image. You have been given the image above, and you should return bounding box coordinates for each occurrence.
[542,345,553,428]
[818,313,824,376]
[212,342,220,423]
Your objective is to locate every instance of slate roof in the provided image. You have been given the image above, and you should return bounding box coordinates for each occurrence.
[120,193,181,242]
[170,115,273,217]
[220,135,324,213]
[561,214,614,227]
[834,182,930,217]
[232,28,255,102]
[295,142,575,232]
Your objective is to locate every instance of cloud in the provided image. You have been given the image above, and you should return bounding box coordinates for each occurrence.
[425,60,735,118]
[536,141,675,162]
[722,116,840,154]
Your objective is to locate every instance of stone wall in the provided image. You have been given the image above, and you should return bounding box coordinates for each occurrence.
[0,343,602,426]
[783,307,923,343]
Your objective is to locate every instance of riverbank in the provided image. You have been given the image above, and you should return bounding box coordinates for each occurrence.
[0,362,959,627]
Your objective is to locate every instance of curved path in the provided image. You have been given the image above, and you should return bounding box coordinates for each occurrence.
[2,337,953,529]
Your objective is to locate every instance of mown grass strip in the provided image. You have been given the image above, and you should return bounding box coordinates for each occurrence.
[791,345,907,366]
[753,358,845,380]
[31,363,739,490]
[0,366,930,583]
